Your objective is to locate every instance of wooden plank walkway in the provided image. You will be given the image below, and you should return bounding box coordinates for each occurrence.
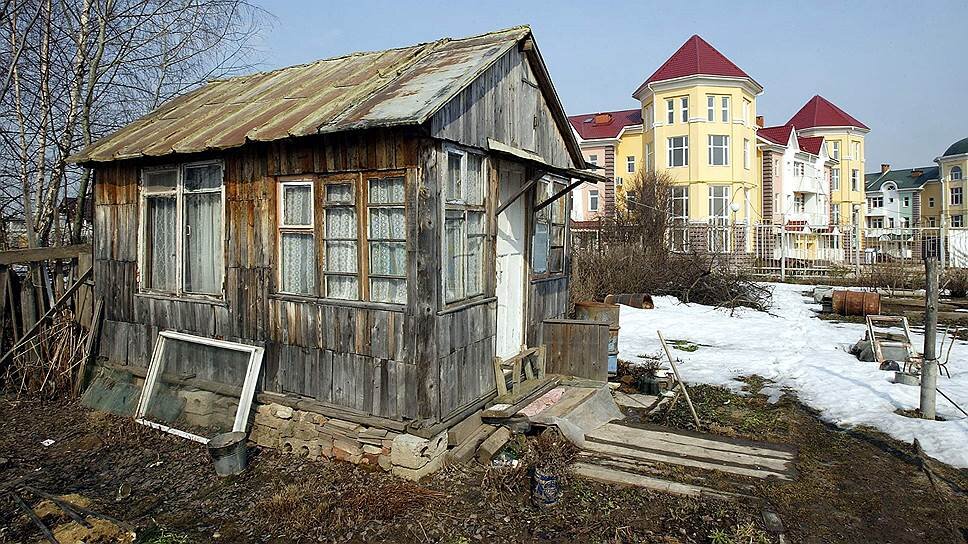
[580,422,797,482]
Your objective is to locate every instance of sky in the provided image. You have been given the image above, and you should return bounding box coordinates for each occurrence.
[251,0,968,170]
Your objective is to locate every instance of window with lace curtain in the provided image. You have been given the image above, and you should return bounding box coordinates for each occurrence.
[141,162,223,297]
[532,177,567,276]
[322,181,359,300]
[444,148,485,303]
[367,175,406,304]
[278,181,316,295]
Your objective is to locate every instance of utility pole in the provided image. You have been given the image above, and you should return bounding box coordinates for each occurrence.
[921,257,939,420]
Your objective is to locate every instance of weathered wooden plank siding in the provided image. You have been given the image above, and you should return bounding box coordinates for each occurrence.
[543,318,609,381]
[429,47,574,169]
[93,128,426,422]
[436,300,497,420]
[526,276,570,347]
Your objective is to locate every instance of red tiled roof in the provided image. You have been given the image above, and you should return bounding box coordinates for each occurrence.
[636,35,753,91]
[787,95,869,130]
[757,125,794,146]
[797,136,824,155]
[568,108,642,140]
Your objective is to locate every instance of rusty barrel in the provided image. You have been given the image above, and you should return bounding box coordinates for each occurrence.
[575,301,620,373]
[831,290,881,316]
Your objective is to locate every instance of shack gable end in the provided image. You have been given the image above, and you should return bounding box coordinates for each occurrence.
[429,46,579,170]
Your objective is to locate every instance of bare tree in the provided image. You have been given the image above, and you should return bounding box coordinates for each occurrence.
[0,0,270,248]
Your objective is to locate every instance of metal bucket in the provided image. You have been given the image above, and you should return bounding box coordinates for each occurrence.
[530,467,561,508]
[575,301,620,325]
[207,431,248,476]
[831,290,881,316]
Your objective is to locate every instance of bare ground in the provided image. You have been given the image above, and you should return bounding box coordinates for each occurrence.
[0,380,966,544]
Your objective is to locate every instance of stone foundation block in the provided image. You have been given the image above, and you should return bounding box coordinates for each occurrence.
[390,432,447,470]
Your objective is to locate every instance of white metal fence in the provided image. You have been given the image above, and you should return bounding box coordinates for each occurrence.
[573,222,968,278]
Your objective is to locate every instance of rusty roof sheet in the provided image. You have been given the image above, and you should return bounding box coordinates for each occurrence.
[70,26,532,163]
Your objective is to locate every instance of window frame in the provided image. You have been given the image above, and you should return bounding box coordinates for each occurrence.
[952,166,963,181]
[680,96,689,123]
[707,185,731,253]
[365,172,408,305]
[277,179,317,296]
[626,155,635,174]
[667,136,688,168]
[742,98,750,125]
[743,138,750,170]
[851,169,859,191]
[954,215,964,228]
[831,168,840,190]
[442,145,487,305]
[589,189,600,211]
[668,185,689,252]
[531,176,569,279]
[951,186,963,206]
[708,135,729,166]
[138,160,225,300]
[320,175,363,301]
[830,141,840,160]
[666,99,675,124]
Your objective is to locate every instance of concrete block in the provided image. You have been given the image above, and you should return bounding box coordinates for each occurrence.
[390,432,447,470]
[448,410,483,446]
[392,453,444,481]
[476,427,511,463]
[362,444,383,455]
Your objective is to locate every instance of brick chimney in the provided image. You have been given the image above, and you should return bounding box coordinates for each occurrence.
[755,116,765,128]
[881,163,890,174]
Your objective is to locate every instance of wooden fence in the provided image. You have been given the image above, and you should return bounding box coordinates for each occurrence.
[542,318,609,381]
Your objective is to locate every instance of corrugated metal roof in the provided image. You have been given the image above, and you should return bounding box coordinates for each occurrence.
[70,26,532,163]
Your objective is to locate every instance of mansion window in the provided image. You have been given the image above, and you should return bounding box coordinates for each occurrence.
[952,187,963,206]
[706,95,729,122]
[276,171,407,304]
[793,162,805,176]
[953,166,964,181]
[666,99,675,124]
[708,135,729,166]
[645,143,654,171]
[830,141,840,160]
[444,148,486,303]
[532,178,568,276]
[668,186,689,252]
[708,186,731,252]
[868,196,883,208]
[667,136,688,167]
[831,168,840,190]
[832,207,841,225]
[851,169,859,191]
[794,193,806,214]
[903,196,910,207]
[141,162,223,296]
[680,96,689,123]
[644,104,654,128]
[587,154,598,166]
[743,139,750,169]
[627,155,636,173]
[589,189,600,211]
[929,197,936,208]
[868,217,884,229]
[953,215,964,228]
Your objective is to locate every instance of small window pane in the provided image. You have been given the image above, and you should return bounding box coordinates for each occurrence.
[369,176,405,204]
[184,163,221,191]
[445,211,465,302]
[447,152,462,201]
[184,192,222,295]
[325,241,357,273]
[280,232,315,294]
[466,154,483,205]
[369,241,406,276]
[326,183,354,203]
[146,196,177,291]
[532,222,549,273]
[145,169,177,192]
[326,207,357,239]
[370,278,405,304]
[467,211,485,296]
[369,207,405,239]
[326,276,358,300]
[283,185,313,226]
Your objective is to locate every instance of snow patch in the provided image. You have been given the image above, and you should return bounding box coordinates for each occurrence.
[618,282,968,468]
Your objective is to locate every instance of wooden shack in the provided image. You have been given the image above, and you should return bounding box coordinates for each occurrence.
[69,26,602,448]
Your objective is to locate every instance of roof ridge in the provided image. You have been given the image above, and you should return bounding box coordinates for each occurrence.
[207,25,532,84]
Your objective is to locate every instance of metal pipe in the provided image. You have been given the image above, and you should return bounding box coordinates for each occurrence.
[921,258,939,419]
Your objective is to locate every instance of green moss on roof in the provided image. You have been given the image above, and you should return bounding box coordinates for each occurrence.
[865,166,938,192]
[943,137,968,157]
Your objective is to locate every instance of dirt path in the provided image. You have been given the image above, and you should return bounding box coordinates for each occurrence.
[1,389,965,543]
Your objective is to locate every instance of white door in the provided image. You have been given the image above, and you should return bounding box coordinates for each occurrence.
[495,166,527,360]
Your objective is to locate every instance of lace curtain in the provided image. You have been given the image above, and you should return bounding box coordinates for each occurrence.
[281,232,315,294]
[325,205,358,300]
[283,185,312,225]
[147,197,176,291]
[369,177,405,304]
[184,192,223,294]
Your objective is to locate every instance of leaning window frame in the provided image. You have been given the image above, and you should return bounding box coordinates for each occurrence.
[138,160,225,300]
[134,330,264,444]
[442,145,487,305]
[276,179,317,296]
[531,176,568,279]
